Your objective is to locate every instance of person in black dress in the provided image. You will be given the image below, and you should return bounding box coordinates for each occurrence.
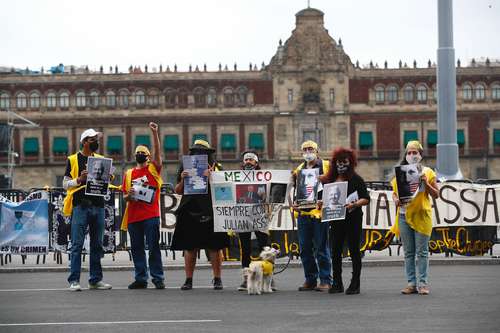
[171,139,229,290]
[320,147,370,295]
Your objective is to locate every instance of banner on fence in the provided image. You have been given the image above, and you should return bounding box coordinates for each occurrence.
[0,191,49,254]
[50,189,116,253]
[210,170,292,232]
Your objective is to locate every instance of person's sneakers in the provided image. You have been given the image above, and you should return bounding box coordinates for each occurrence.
[328,282,344,294]
[68,282,82,292]
[181,278,193,290]
[401,285,418,295]
[213,277,223,290]
[238,279,247,291]
[298,282,317,291]
[153,280,165,290]
[128,280,148,289]
[418,286,430,295]
[314,283,331,292]
[89,281,112,290]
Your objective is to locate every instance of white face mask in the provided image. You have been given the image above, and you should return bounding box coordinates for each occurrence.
[406,153,422,165]
[303,152,317,162]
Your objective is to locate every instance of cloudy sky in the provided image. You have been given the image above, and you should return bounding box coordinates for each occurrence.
[2,0,499,72]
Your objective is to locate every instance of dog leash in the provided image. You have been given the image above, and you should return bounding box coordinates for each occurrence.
[273,196,296,275]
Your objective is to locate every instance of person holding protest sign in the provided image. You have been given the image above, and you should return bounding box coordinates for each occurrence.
[321,147,369,295]
[121,122,165,290]
[63,128,112,291]
[292,140,332,292]
[391,140,439,296]
[171,139,229,290]
[236,150,271,291]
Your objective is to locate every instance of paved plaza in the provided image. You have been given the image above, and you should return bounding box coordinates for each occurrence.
[0,260,499,333]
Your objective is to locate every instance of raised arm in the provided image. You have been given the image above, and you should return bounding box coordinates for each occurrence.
[149,122,161,168]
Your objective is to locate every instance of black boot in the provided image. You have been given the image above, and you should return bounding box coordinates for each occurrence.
[181,277,193,290]
[328,280,344,294]
[345,279,360,295]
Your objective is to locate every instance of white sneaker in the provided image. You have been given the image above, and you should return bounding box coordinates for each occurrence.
[89,281,112,290]
[69,282,82,291]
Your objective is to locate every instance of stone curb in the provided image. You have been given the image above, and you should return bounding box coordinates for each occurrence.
[1,258,499,273]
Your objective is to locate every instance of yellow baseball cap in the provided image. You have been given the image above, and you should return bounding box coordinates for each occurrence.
[406,140,423,151]
[301,140,318,151]
[190,139,216,152]
[135,145,151,155]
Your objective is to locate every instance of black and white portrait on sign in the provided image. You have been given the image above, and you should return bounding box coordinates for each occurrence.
[85,157,113,196]
[322,181,347,222]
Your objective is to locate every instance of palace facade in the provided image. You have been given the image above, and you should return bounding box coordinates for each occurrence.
[1,7,500,188]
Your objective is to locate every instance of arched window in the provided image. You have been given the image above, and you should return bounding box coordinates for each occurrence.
[387,85,398,103]
[147,90,159,107]
[403,86,414,103]
[223,87,234,107]
[119,90,129,108]
[462,84,472,101]
[492,84,500,101]
[165,89,176,108]
[134,90,145,106]
[236,86,248,106]
[59,91,70,108]
[47,92,57,109]
[29,92,40,109]
[0,93,9,110]
[106,91,116,108]
[89,90,100,108]
[416,85,427,103]
[207,88,217,107]
[375,86,385,103]
[178,88,188,108]
[76,91,86,108]
[194,87,206,107]
[16,93,27,109]
[475,84,485,101]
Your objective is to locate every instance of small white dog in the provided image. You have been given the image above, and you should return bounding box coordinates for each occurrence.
[244,246,279,295]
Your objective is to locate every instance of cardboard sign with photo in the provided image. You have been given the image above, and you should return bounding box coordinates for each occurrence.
[182,154,208,195]
[321,181,348,222]
[395,164,423,204]
[268,183,290,204]
[131,175,157,204]
[295,168,320,208]
[85,157,113,197]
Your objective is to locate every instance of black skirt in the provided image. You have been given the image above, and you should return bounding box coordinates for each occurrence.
[170,197,229,251]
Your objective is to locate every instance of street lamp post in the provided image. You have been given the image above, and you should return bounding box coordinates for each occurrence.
[436,0,463,180]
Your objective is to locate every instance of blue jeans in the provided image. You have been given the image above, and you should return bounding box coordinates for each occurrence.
[399,214,430,287]
[128,217,164,283]
[67,205,105,284]
[297,215,332,285]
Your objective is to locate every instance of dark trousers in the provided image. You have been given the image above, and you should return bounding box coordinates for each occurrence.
[238,231,269,268]
[330,217,362,286]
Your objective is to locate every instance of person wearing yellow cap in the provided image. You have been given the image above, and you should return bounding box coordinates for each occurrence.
[391,140,439,295]
[121,122,165,290]
[63,128,112,291]
[293,140,332,292]
[171,139,228,291]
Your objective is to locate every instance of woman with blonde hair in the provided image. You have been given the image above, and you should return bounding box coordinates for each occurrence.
[391,140,439,295]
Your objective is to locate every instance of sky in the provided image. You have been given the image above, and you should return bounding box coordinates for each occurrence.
[1,0,500,72]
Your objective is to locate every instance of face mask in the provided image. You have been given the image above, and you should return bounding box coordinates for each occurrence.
[336,160,350,174]
[135,154,148,164]
[406,153,422,165]
[303,152,316,162]
[89,141,99,152]
[243,163,256,170]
